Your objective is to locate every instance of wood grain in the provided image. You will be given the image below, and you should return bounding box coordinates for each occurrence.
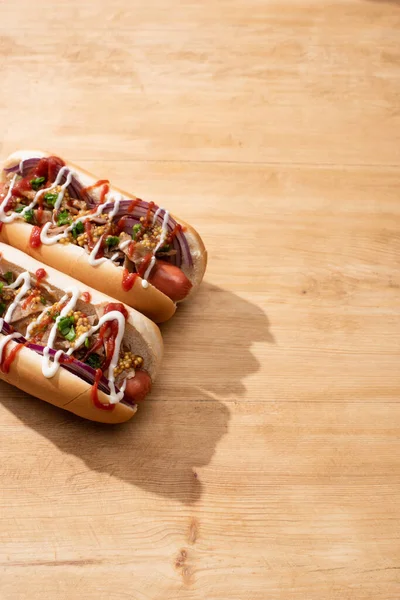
[0,1,399,599]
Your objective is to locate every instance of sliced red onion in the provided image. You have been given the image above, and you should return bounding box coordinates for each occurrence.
[25,343,113,394]
[3,163,20,174]
[3,157,193,267]
[102,200,192,267]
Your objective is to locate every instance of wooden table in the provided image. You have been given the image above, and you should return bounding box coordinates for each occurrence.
[1,1,399,599]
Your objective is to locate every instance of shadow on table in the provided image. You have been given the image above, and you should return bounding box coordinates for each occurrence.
[1,283,274,505]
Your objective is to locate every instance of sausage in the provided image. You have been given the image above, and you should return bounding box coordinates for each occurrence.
[123,370,152,404]
[148,260,192,302]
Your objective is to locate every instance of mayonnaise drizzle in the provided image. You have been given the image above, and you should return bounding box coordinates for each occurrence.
[4,272,32,322]
[0,174,18,223]
[108,194,121,218]
[40,195,113,245]
[0,333,22,363]
[52,168,73,213]
[119,238,131,251]
[88,235,107,266]
[142,209,170,286]
[20,284,130,403]
[0,166,73,225]
[65,310,128,403]
[41,287,81,378]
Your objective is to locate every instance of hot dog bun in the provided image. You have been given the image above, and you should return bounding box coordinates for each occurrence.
[0,243,163,423]
[0,150,207,322]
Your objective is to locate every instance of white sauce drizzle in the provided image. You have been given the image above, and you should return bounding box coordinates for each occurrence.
[41,287,81,378]
[0,270,130,402]
[119,238,131,251]
[4,272,32,322]
[52,168,73,213]
[66,310,128,403]
[88,235,107,266]
[0,174,18,223]
[40,197,111,245]
[0,166,73,225]
[141,209,170,287]
[0,333,22,363]
[109,194,121,218]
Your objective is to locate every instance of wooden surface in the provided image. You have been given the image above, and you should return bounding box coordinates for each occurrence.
[1,1,400,599]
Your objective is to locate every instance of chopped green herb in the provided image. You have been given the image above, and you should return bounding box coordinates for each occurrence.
[132,223,142,239]
[57,316,74,331]
[23,209,34,223]
[86,353,102,369]
[4,272,13,284]
[15,206,24,213]
[51,311,60,321]
[30,177,46,191]
[44,192,58,207]
[57,316,76,341]
[0,282,4,294]
[0,302,5,315]
[71,220,85,238]
[57,210,71,227]
[64,327,76,342]
[84,337,90,349]
[40,296,46,305]
[105,235,119,248]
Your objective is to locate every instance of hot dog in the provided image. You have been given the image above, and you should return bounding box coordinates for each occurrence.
[0,243,163,423]
[0,150,207,323]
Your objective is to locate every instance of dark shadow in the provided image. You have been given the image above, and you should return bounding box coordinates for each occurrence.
[0,283,273,504]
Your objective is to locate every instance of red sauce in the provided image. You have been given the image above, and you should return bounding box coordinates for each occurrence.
[12,177,31,198]
[84,220,94,250]
[91,368,114,411]
[36,205,43,225]
[122,268,138,292]
[144,201,155,227]
[167,223,183,244]
[22,268,47,308]
[81,291,91,303]
[137,253,153,278]
[116,215,132,233]
[82,180,110,204]
[35,268,47,283]
[60,354,75,364]
[14,156,65,197]
[128,241,136,258]
[127,198,139,213]
[103,302,129,319]
[29,226,42,248]
[47,156,65,183]
[22,291,36,309]
[1,342,24,374]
